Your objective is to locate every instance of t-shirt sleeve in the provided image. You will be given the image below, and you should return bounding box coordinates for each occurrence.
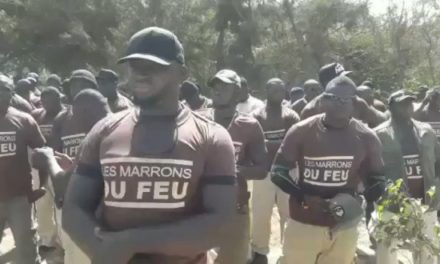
[285,110,300,129]
[75,119,107,176]
[203,124,236,185]
[25,115,46,148]
[364,131,385,175]
[276,124,302,167]
[246,119,268,164]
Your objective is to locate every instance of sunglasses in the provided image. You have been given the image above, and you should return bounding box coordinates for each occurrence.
[322,93,355,104]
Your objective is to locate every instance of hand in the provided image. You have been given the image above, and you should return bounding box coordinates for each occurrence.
[54,151,74,171]
[91,228,132,264]
[303,195,329,214]
[28,188,46,203]
[32,147,55,171]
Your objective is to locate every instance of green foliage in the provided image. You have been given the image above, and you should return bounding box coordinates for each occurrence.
[0,0,439,95]
[373,179,440,257]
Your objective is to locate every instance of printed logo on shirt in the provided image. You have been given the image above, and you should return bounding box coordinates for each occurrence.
[101,157,193,209]
[403,154,422,180]
[302,156,353,187]
[39,125,53,138]
[0,131,16,158]
[264,129,286,141]
[61,133,86,157]
[233,141,243,162]
[427,122,440,138]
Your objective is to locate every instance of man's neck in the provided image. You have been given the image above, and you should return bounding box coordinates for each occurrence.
[240,93,250,103]
[214,104,236,128]
[267,100,282,113]
[392,116,413,130]
[188,95,204,109]
[46,105,63,117]
[322,114,351,129]
[107,92,118,102]
[139,92,181,118]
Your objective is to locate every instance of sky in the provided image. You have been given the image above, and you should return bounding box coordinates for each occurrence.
[369,0,413,16]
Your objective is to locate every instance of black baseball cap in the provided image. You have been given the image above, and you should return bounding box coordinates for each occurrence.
[328,193,364,231]
[118,27,185,65]
[96,69,119,82]
[208,69,241,88]
[388,90,416,105]
[319,63,351,88]
[68,69,98,89]
[0,74,13,91]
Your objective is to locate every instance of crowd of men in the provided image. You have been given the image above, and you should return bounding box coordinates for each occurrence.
[0,26,439,264]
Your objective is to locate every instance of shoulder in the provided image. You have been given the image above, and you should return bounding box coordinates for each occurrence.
[289,114,322,135]
[282,105,300,120]
[189,110,232,144]
[7,107,36,125]
[373,119,393,134]
[31,108,44,118]
[234,112,261,128]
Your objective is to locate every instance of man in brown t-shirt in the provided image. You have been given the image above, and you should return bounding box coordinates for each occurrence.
[62,27,237,264]
[96,69,133,113]
[374,90,440,264]
[0,74,46,264]
[251,78,299,264]
[31,86,65,250]
[271,75,385,264]
[202,69,267,264]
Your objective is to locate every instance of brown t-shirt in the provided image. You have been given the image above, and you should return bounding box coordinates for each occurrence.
[50,107,86,157]
[301,94,386,128]
[11,94,33,114]
[253,105,299,169]
[32,108,64,142]
[414,109,440,139]
[201,108,267,209]
[398,128,424,199]
[290,98,308,115]
[0,107,45,201]
[77,106,235,263]
[109,93,133,113]
[276,114,383,226]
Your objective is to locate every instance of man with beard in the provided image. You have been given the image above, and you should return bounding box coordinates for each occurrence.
[236,77,264,114]
[290,79,322,114]
[250,78,299,264]
[31,86,65,251]
[96,69,133,113]
[414,87,440,139]
[62,27,237,264]
[272,75,385,264]
[201,69,267,264]
[0,74,46,264]
[180,80,212,111]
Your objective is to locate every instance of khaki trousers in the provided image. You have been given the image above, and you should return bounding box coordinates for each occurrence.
[35,186,56,247]
[217,212,250,264]
[376,211,438,264]
[280,218,358,264]
[251,176,289,255]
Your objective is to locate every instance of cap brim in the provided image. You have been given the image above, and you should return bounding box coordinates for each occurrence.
[117,54,171,65]
[208,76,235,87]
[341,71,352,76]
[394,95,416,103]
